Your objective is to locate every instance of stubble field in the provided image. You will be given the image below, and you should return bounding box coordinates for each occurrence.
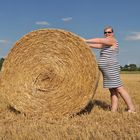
[0,74,140,140]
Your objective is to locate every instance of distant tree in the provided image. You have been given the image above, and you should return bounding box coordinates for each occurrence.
[0,58,4,70]
[129,64,137,71]
[120,66,123,71]
[121,64,140,71]
[123,64,129,71]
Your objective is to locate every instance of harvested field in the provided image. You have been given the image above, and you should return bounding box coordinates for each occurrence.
[0,74,140,140]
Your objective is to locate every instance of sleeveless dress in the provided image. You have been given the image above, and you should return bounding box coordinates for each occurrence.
[98,42,123,88]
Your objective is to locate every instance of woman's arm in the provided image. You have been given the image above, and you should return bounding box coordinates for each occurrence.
[87,43,104,49]
[85,38,114,46]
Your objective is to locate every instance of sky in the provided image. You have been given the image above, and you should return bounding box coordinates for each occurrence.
[0,0,140,66]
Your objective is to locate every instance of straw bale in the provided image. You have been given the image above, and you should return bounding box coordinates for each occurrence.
[0,29,99,118]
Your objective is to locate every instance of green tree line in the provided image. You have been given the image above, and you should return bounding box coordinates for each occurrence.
[0,58,4,71]
[0,57,140,71]
[121,64,140,71]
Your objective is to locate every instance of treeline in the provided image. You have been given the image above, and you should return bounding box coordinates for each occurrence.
[0,57,140,71]
[121,64,140,71]
[0,58,4,71]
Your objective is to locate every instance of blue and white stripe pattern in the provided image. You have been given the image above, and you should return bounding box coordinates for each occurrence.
[98,42,123,88]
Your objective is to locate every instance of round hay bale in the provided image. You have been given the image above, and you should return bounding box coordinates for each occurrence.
[0,29,99,118]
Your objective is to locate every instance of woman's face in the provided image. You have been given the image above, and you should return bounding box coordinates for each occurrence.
[104,28,114,38]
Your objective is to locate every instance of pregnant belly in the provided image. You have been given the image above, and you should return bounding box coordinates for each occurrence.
[98,57,118,68]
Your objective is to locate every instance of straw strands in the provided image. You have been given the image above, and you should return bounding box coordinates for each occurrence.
[0,29,99,118]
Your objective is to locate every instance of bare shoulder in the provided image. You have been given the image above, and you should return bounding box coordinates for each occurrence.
[101,37,116,46]
[106,37,116,42]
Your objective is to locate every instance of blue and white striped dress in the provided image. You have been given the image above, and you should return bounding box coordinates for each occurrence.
[98,42,123,88]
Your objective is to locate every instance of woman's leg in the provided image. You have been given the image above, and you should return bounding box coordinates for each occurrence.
[109,88,119,112]
[116,86,135,111]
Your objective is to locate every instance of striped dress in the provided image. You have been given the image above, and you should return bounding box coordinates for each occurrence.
[98,41,123,88]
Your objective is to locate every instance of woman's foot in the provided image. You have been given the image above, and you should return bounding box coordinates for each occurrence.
[128,109,136,113]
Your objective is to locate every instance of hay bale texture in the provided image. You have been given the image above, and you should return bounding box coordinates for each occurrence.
[0,29,99,118]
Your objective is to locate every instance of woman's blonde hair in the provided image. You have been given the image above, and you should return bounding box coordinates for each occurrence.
[104,26,114,33]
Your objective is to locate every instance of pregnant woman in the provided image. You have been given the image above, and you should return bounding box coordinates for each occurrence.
[84,26,135,113]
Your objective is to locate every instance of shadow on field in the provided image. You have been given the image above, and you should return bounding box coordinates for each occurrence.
[75,100,110,116]
[93,100,110,110]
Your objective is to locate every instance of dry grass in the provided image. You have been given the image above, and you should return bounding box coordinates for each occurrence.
[0,74,140,140]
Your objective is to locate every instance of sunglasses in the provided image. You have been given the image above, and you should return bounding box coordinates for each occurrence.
[104,31,112,34]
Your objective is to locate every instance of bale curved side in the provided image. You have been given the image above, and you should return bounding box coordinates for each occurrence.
[0,29,99,118]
